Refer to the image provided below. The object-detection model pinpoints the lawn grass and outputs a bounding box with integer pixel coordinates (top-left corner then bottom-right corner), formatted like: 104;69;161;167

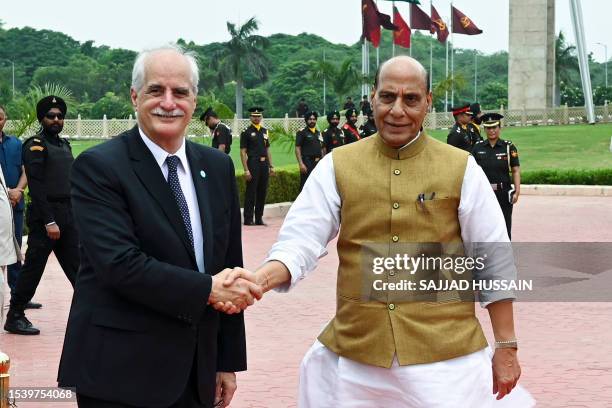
68;124;612;173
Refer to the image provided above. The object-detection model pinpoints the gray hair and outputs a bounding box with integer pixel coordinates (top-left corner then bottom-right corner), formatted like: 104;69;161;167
131;43;199;94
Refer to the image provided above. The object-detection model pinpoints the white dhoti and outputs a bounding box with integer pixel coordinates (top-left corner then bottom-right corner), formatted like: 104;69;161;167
299;340;535;408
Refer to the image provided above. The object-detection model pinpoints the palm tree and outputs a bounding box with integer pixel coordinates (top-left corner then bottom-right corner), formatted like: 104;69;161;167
212;17;270;118
554;31;580;106
11;83;73;136
308;57;359;110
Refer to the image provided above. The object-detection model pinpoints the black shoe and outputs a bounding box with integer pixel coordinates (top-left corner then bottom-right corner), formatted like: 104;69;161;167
4;313;40;335
244;220;254;226
255;219;267;226
25;301;42;309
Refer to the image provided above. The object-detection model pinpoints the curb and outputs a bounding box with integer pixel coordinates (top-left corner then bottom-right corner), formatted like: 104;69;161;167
521;184;612;197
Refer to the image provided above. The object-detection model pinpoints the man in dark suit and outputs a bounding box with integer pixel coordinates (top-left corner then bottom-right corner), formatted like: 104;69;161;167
58;44;262;408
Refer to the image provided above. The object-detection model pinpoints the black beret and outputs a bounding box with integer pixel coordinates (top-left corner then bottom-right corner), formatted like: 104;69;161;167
37;95;67;122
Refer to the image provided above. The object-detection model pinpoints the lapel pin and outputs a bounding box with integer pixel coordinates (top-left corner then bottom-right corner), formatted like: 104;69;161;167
200;170;206;178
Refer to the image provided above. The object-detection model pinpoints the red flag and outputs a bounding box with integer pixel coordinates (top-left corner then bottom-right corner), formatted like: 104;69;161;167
410;3;432;31
393;6;411;48
451;5;483;35
362;0;382;47
430;5;449;43
362;0;398;48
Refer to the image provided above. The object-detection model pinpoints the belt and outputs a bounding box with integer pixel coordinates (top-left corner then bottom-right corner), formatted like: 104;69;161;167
490;183;509;191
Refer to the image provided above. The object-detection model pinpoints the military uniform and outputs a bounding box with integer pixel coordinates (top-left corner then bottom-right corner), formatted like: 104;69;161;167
342;109;361;145
211;122;232;154
447;104;482;152
447;123;481;152
240;114;270;225
6;130;79;329
296;126;324;190
359;119;377;138
472;113;520;239
323;126;344;152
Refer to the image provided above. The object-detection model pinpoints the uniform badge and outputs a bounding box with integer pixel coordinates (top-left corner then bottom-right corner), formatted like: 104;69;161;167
30;146;44;152
263;132;269;140
511;151;518;158
318;135;324;142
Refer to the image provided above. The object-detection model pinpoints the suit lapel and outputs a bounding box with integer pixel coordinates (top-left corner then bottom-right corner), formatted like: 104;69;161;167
186;141;214;274
126;127;197;266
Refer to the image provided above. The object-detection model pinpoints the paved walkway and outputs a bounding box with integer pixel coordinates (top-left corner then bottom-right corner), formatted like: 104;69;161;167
2;195;612;407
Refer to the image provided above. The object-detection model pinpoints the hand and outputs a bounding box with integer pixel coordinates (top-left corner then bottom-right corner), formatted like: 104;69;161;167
209;268;262;313
8;188;22;206
492;348;521;400
511;191;520;204
214;372;237;408
213;267;266;314
46;223;61;240
269;166;275;176
244;170;252;182
299;163;308;174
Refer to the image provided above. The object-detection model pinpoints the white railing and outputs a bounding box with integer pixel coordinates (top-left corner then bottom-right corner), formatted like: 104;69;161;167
5;103;611;139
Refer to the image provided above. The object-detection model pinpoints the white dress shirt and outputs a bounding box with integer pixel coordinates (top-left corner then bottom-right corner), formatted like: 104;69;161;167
139;129;205;273
266;148;513;306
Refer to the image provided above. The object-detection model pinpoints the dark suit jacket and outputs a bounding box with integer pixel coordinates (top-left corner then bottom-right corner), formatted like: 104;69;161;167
58;126;245;407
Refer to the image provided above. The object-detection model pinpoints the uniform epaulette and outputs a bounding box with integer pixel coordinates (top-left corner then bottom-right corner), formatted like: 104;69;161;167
475;140;484;145
23;135;45;146
504;140;513;145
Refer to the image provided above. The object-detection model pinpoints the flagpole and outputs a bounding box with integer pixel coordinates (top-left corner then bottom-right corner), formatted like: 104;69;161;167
450;2;454;107
408;1;412;57
376;0;380;67
323;49;327;114
392;0;396;57
429;0;433;92
445;38;448;112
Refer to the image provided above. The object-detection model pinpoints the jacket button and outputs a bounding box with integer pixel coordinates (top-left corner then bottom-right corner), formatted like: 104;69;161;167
392;235;399;242
389;270;395;276
388;303;396;311
393;202;399;209
394;169;401;175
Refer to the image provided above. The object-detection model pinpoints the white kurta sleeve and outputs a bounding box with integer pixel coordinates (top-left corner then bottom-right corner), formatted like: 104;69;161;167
265;154;341;292
458;156;517;307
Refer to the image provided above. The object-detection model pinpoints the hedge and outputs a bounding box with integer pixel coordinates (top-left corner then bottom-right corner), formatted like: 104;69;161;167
19;168;612;235
521;168;612;185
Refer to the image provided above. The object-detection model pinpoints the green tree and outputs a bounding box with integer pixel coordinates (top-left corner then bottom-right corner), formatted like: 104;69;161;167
212;17;270;118
196;91;234;120
308;57;359;111
555;31;580;106
478;82;508;110
91;92;133;119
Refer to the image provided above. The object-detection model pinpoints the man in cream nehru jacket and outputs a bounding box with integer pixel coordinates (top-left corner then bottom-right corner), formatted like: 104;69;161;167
223;56;535;407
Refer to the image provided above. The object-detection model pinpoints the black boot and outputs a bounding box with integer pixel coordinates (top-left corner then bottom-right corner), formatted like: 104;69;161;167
4;309;40;335
255;218;267;226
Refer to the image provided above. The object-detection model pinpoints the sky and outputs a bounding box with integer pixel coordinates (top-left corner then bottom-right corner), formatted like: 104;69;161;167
2;0;611;62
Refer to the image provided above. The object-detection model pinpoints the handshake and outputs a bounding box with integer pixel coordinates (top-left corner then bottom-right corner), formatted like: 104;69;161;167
207;267;266;314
